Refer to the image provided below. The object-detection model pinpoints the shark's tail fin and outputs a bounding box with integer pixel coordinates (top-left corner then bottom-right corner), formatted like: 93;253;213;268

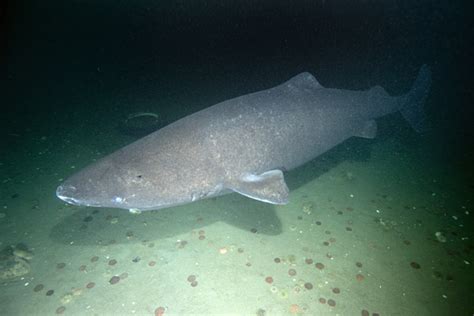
399;64;432;133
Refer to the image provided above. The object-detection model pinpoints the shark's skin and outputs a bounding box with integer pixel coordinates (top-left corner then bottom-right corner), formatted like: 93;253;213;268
57;65;431;212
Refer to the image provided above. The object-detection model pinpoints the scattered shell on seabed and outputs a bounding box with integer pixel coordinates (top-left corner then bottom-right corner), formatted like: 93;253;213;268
302;202;313;214
126;112;159;120
435;231;447;243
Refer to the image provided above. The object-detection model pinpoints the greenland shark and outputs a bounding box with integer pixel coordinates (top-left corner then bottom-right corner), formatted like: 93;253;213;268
56;65;431;212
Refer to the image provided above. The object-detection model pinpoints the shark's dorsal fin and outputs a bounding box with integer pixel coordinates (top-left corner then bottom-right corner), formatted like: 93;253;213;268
227;170;289;205
286;72;323;90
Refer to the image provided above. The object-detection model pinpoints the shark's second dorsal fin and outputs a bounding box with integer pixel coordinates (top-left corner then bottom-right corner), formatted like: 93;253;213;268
286;72;323;90
227;170;289;205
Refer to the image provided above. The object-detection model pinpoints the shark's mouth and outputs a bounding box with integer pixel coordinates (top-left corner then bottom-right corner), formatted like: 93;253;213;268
56;185;98;207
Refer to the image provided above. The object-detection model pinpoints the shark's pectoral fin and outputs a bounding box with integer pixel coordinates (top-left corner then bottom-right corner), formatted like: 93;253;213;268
354;120;377;139
227;170;289;205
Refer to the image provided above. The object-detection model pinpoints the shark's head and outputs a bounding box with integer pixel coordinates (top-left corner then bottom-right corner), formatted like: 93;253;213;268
56;160;155;211
56;150;223;211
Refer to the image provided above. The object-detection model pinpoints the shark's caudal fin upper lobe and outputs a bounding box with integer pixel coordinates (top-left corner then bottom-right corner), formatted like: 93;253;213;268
399;64;432;133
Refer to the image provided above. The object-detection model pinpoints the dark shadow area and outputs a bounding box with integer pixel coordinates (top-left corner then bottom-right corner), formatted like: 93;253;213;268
49;192;283;246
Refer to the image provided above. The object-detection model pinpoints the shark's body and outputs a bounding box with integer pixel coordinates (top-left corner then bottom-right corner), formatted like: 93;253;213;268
57;66;431;211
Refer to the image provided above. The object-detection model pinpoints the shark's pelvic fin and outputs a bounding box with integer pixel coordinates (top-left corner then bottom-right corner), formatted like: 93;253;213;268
228;170;289;204
354;120;377;139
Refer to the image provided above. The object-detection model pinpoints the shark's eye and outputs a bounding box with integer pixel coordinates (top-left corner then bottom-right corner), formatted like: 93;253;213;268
137;175;142;179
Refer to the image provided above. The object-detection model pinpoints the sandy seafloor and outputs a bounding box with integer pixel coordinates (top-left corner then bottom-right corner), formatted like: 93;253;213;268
0;88;472;316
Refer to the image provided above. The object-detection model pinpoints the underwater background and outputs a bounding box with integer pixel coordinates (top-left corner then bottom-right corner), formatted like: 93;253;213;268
1;1;473;315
